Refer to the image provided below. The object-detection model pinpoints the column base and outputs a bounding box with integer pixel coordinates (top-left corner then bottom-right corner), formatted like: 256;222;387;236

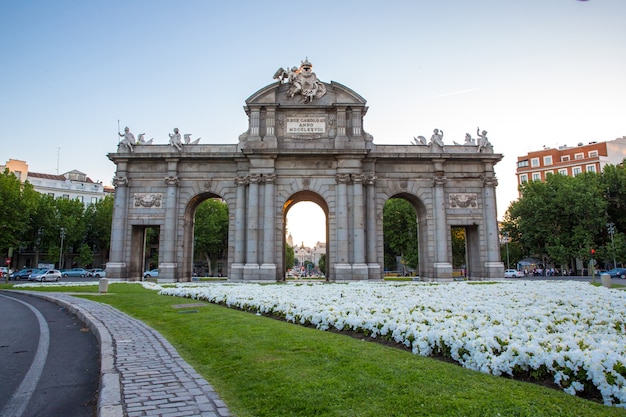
259;263;277;281
482;261;505;281
156;262;177;283
243;263;260;281
230;263;245;282
367;263;383;281
105;262;128;280
432;262;454;281
331;263;353;282
352;263;369;281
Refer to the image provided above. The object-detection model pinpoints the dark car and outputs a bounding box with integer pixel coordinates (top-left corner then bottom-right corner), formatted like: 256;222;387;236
11;268;36;280
604;268;626;278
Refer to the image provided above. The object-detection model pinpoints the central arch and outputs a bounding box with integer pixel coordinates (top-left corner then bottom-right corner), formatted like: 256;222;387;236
283;191;330;279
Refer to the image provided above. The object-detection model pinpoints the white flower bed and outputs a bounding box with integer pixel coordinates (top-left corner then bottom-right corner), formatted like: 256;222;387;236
156;281;626;407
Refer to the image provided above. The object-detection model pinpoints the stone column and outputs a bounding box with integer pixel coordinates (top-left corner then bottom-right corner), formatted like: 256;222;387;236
260;174;276;280
482;169;504;279
334;173;351;280
432;168;453;280
264;109;276;140
231;176;248;281
365;173;380;279
160;162;179;282
244;174;260;279
352;174;368;280
106;173;129;278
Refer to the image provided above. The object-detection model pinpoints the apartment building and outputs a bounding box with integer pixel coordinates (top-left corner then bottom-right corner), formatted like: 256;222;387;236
516;136;626;186
1;158;113;204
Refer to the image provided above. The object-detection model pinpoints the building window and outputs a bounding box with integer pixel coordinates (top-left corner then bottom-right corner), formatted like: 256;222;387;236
588;151;598;158
48;192;55;197
76;196;83;203
574;153;584;160
530;157;540;167
532;172;541;181
517;160;529;168
545;170;554;176
586;164;597;173
519;174;528;184
558;168;568;175
543;156;553;166
91;197;98;204
561;155;570;162
572;166;582;176
62;194;70;199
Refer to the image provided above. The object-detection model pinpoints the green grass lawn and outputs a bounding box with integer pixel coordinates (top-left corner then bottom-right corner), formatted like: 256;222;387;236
6;283;626;416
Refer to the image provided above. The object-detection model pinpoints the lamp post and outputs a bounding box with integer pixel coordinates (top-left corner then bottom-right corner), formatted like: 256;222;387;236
607;222;617;269
59;227;65;269
35;227;44;267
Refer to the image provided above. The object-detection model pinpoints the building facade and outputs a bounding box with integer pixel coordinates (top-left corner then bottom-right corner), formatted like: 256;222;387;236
516;137;626;186
1;159;113;203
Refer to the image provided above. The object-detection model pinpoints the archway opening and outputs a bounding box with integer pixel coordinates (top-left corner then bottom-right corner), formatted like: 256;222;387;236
184;193;229;280
383;194;427;278
451;225;479;279
283;192;328;280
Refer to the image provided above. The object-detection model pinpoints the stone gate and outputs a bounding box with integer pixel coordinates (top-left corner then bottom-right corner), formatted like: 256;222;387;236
106;60;504;282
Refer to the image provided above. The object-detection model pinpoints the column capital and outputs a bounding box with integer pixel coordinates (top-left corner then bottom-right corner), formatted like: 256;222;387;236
234;175;249;186
336;173;351;184
263;174;276;184
249;174;261;184
433;175;447;187
164;176;179;186
364;172;377;185
113;176;129;187
481;175;498;187
352;174;365;185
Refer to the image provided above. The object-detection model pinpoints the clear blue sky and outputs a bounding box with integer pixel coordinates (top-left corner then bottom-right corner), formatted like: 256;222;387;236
2;1;625;246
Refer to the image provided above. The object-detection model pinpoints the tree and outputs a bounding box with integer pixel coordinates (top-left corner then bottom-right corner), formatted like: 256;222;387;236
383;198;419;271
85;194;113;260
0;169;38;258
194;199;228;276
503;172;608;272
285;243;295;271
318;253;326;276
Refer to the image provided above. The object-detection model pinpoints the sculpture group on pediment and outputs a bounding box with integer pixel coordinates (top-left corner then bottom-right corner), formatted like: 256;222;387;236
410;127;493;153
115;126;200;152
273;58;327;103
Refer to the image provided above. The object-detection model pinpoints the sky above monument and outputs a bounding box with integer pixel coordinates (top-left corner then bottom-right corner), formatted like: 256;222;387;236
1;0;625;247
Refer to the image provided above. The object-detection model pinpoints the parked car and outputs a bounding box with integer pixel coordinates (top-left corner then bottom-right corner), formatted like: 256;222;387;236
62;268;89;278
87;268;107;278
11;268;36;280
604;268;626;278
504;269;523;278
143;269;159;278
30;269;62;282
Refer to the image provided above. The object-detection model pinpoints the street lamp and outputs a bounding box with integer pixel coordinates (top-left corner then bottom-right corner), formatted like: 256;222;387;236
59;227;66;269
500;229;510;270
607;222;617;269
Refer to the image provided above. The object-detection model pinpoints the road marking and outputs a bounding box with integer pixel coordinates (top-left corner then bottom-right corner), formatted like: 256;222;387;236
0;294;50;417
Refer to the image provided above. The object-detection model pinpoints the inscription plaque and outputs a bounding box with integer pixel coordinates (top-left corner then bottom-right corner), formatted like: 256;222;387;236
286;116;326;134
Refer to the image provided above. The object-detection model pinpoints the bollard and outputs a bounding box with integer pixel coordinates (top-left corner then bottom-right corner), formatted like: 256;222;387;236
99;277;109;293
600;273;611;289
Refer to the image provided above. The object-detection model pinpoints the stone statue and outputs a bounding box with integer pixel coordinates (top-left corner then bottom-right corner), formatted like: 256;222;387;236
169;128;182;151
137;133;153;145
276;58;327;103
184;134;201;145
118;126;135;152
464;133;475;146
412;135;427;145
477;127;491;152
429;129;444;147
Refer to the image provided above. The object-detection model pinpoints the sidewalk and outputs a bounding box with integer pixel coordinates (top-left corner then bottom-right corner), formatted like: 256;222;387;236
19;291;231;417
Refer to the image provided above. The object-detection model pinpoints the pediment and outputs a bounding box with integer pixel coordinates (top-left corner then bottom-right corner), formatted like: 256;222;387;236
245;81;367;108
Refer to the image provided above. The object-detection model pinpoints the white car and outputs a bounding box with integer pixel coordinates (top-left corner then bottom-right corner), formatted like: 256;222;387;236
30;269;62;282
504;269;523;278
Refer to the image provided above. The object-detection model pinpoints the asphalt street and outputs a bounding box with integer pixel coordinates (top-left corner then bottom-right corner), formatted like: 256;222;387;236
0;292;99;417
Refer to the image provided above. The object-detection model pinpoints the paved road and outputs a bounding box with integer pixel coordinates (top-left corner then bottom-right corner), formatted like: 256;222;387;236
0;291;99;417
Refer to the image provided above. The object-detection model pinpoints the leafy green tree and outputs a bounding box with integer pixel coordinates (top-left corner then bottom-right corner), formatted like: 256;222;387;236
194;199;228;276
285;243;295;271
503;172;607;272
318;253;326;276
383;198;419;271
77;243;94;267
451;227;466;268
0;169;38;259
54;197;87;268
85;194;113;260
